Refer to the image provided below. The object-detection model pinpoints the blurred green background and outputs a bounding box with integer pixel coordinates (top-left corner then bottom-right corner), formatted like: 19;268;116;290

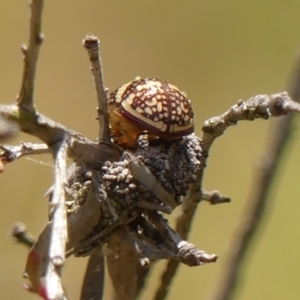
1;1;300;299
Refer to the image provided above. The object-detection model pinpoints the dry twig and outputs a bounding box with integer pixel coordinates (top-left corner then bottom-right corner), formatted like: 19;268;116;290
153;92;300;300
17;0;44;112
207;55;300;300
44;141;68;299
83;34;111;145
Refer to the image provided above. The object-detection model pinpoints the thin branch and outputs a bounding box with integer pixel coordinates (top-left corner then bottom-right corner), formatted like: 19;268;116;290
0;142;49;161
153;91;300;300
0;104;121;169
207;54;300;300
201;92;300;151
177;93;299;243
83;34;111;145
44;141;68;300
17;0;44;112
0;103;86;145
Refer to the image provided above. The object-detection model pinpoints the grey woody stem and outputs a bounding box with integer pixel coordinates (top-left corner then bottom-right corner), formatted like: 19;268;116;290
83;34;112;145
17;0;44;112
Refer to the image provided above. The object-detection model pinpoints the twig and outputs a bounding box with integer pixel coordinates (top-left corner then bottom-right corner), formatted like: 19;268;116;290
207;54;300;300
44;141;68;300
83;34;111;145
201;92;300;151
0;142;49;161
153;91;300;300
0;103;121;169
17;0;44;112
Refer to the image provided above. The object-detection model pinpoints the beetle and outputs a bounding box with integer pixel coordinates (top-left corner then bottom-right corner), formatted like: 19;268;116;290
108;77;194;147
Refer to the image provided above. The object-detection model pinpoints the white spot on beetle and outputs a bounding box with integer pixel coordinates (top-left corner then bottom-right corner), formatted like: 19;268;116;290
157;101;163;112
144;107;153;115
